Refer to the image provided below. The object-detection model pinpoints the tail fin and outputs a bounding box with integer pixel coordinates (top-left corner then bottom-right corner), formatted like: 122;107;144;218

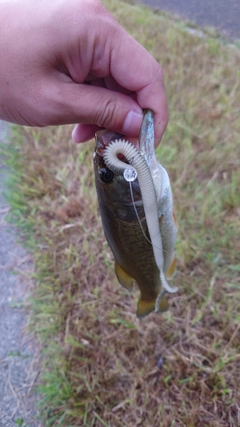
155;293;169;313
137;299;156;318
137;294;169;318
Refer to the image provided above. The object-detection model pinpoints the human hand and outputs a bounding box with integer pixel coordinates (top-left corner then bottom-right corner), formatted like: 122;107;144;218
0;0;168;145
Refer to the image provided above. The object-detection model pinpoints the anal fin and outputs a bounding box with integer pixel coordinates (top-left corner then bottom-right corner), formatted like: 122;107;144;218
172;209;178;230
115;263;134;290
166;256;176;280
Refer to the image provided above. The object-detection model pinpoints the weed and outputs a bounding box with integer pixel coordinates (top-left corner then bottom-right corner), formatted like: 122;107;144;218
15;419;24;426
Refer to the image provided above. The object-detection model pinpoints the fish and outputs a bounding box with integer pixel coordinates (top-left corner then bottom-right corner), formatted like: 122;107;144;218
93;109;178;317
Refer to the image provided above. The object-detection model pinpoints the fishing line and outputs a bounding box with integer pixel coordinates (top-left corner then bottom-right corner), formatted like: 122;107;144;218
124;168;166;253
123;159;153;246
128;180;153;246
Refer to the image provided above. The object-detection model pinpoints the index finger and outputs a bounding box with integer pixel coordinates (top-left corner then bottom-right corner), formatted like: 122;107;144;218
109;29;168;145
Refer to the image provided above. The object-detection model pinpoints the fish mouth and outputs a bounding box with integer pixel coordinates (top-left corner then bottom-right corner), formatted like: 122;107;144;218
95;130;139;162
95;130;124;157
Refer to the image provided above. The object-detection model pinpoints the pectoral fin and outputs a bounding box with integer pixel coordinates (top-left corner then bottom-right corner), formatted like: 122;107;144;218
115;263;134;290
166;256;176;280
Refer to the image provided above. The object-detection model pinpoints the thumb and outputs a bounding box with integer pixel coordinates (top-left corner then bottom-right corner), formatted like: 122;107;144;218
47;82;143;141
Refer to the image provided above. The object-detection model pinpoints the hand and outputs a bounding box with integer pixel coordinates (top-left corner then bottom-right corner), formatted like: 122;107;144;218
0;0;168;145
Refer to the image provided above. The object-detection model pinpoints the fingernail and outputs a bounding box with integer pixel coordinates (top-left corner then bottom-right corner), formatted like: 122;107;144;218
122;110;143;136
72;125;79;143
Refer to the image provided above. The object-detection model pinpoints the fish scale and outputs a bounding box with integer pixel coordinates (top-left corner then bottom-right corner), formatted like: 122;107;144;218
98;196;161;304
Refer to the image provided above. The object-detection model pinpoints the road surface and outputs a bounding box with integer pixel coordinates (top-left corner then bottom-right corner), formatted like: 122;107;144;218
137;0;240;40
0;121;41;427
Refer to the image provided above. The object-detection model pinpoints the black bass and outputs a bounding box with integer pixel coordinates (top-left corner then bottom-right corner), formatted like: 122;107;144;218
93;109;177;317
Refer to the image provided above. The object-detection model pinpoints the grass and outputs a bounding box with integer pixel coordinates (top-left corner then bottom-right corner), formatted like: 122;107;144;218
2;0;240;426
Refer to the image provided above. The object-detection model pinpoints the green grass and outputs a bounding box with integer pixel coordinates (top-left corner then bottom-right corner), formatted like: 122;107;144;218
1;1;240;426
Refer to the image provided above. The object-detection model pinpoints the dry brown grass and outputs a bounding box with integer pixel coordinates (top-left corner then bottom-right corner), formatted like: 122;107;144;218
3;1;240;426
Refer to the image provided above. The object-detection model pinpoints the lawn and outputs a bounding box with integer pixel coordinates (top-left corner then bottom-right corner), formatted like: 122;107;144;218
2;1;240;426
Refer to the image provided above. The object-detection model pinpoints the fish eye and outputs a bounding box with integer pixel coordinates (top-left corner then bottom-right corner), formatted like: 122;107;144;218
99;167;114;183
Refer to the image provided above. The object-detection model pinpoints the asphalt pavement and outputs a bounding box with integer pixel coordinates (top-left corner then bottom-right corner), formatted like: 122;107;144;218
0;121;41;427
136;0;240;40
